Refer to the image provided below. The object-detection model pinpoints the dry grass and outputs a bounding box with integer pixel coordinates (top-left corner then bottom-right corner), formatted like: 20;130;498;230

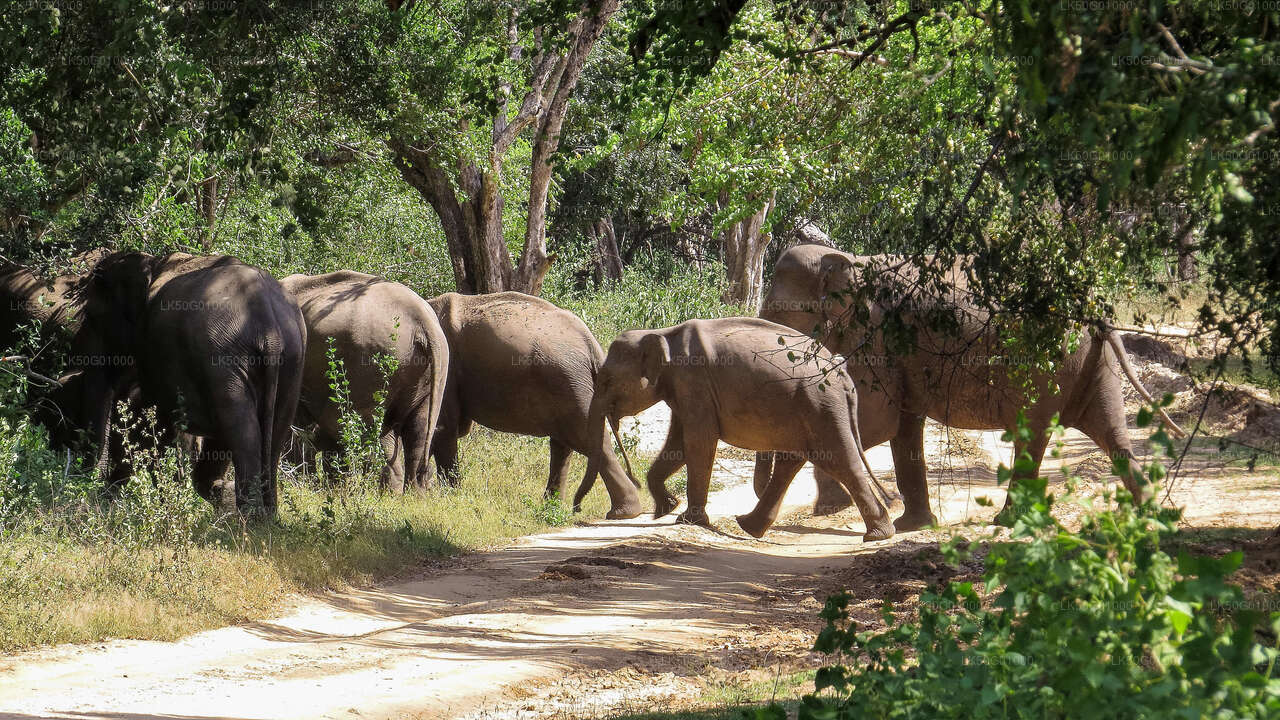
0;428;638;653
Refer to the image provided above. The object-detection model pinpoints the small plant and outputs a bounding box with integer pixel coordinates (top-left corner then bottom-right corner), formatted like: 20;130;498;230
323;332;399;484
773;401;1280;719
526;494;574;527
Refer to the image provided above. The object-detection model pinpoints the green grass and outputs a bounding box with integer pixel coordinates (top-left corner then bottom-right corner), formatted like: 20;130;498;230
0;428;627;653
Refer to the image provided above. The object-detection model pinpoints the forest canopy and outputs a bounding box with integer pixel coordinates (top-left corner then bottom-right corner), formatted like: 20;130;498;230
1;0;1277;371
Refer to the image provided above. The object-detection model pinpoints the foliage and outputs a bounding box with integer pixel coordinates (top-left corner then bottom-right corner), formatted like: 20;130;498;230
548;259;745;344
628;0;1280;380
771;406;1280;719
322;333;401;482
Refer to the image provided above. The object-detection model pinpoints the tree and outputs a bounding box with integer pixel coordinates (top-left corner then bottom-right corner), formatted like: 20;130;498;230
385;1;620;294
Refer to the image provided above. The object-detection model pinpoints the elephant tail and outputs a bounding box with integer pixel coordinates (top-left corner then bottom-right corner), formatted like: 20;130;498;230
259;308;305;509
1104;330;1187;438
418;327;448;481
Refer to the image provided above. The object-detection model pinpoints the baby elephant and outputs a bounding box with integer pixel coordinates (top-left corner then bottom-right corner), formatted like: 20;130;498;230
587;318;893;541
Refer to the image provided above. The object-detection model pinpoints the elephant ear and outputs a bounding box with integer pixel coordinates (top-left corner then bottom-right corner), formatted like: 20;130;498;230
639;333;671;388
818;253;856;298
817;253;858;320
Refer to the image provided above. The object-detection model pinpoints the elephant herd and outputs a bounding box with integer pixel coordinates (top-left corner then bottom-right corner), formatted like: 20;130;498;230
1;245;1182;541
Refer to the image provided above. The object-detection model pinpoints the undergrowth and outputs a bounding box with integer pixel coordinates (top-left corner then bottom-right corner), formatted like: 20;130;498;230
753;403;1280;719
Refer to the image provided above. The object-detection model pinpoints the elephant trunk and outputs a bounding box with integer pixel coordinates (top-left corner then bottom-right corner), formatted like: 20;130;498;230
80;369;117;481
584;392;643;520
610;418;638;487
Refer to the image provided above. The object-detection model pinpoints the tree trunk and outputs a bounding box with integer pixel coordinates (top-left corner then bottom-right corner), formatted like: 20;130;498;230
197;176;219;252
389;137;511;294
1175;223;1199;281
588;217;624;285
720;192;777;311
388;1;619;297
512;0;620;295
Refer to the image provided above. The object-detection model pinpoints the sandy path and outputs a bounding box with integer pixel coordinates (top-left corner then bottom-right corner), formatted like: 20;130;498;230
0;404;1262;720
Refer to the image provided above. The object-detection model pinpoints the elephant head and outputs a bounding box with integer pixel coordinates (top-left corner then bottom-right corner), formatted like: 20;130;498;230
70;252;155;471
817;252;860;324
586;330;671;497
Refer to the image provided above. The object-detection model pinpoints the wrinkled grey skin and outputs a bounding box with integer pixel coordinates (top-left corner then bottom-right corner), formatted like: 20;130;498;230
756;245;1178;530
428;291;643;520
0;265;80;353
73;252;306;517
588;317;893;541
281;271;448;492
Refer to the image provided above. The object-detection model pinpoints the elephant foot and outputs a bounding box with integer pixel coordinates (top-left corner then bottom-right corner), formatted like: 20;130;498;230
676;507;711;527
893;510;937;532
813;499;855;516
605;501;644;520
652;494;681;519
863;521;895;542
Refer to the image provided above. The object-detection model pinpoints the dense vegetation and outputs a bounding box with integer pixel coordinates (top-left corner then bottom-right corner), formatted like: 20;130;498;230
1;0;1278;715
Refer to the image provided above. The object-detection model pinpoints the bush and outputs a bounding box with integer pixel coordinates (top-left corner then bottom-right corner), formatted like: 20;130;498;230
548;260;745;345
773;405;1280;720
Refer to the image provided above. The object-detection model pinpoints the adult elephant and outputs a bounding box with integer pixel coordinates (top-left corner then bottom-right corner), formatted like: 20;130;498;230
281;271;448;492
755;244;1183;531
586;317;893;540
427;291;643;520
73;252;306;516
0;249;109;355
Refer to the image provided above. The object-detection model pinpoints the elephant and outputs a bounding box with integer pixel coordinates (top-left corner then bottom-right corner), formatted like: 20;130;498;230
280;271;449;492
754;244;1184;531
0;249;109;359
586;317;894;541
29;370;200;491
427;291;643;520
72;252;306;516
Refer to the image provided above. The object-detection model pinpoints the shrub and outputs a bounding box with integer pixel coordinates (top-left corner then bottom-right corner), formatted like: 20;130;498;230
549;261;745;345
771;405;1280;720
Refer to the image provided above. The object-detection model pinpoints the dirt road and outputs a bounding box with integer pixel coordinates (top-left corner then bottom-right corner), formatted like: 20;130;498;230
0;404;1271;720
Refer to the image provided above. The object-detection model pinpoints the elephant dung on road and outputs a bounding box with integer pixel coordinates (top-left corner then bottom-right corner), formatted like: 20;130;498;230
587;317;893;541
281;271;449;492
756;244;1184;530
427;291;643;520
72;252;306;517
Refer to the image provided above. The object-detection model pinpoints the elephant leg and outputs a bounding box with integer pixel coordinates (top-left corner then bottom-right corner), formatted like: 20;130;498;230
891;413;936;531
737;452;806;537
646;415;686;518
819;446;895;542
193;438;234;513
674;426;717;528
430;423;462;487
399;411;435;490
997;427;1050;520
752;451;774;497
812;468;855;516
215;397;267;517
380;427;405;494
1074;394;1144;499
544;438;573;503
